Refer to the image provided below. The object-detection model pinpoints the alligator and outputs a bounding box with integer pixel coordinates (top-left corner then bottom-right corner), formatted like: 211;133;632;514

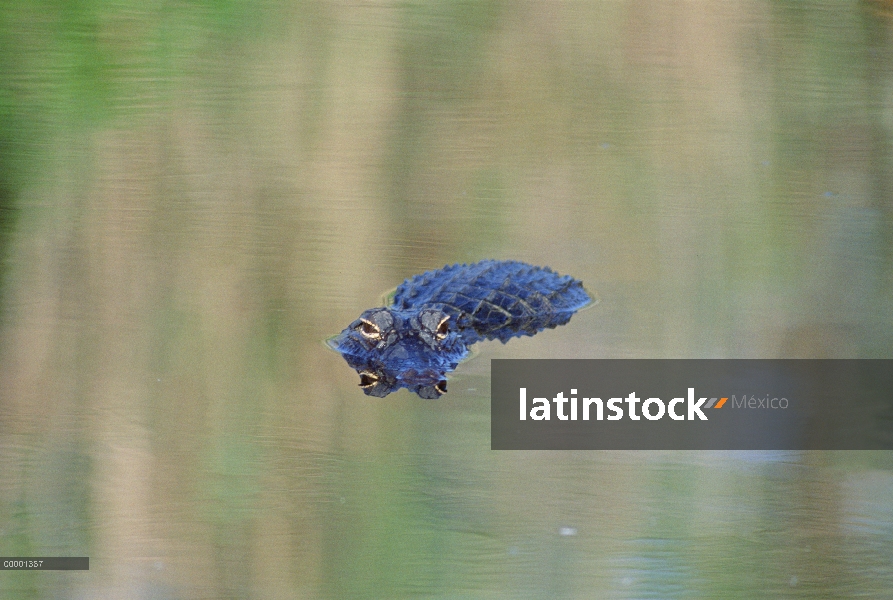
328;260;593;399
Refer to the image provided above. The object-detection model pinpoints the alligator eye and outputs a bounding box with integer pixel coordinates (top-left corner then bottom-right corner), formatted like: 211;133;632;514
434;316;450;340
358;319;381;340
435;380;447;395
358;371;379;388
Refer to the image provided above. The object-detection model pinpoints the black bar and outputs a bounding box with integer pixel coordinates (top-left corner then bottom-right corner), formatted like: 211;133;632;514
0;558;89;570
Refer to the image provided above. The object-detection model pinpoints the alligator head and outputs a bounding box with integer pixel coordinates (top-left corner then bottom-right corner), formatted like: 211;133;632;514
328;307;470;399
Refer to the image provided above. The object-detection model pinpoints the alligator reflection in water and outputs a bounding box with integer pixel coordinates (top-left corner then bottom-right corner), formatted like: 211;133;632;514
328;260;593;399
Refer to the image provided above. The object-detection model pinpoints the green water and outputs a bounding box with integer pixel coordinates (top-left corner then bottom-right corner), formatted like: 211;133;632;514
1;1;892;598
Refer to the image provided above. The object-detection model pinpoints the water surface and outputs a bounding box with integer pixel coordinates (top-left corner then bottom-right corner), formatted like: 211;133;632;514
1;2;892;598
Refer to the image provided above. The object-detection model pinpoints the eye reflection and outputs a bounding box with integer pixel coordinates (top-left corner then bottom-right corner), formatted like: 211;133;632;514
358;371;379;388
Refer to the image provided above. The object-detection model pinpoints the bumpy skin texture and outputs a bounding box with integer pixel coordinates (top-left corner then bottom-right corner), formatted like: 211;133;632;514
329;260;592;398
